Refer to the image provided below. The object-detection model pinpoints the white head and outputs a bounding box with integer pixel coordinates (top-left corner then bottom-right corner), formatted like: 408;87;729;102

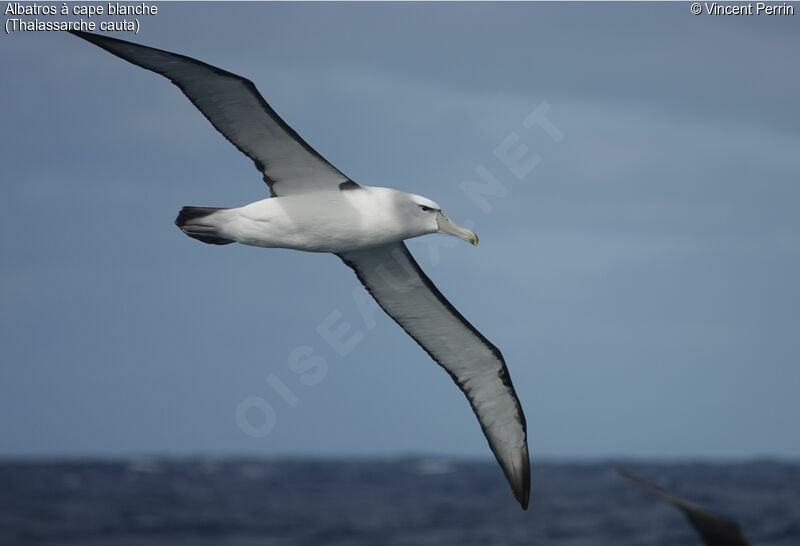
396;192;478;246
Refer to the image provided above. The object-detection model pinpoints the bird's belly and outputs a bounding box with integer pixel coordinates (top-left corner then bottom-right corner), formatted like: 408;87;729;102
221;202;408;254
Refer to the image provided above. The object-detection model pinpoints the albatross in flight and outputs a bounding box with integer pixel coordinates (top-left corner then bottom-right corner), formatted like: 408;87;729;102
68;30;530;509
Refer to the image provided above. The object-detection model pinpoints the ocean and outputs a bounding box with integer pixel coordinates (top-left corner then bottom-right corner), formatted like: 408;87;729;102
1;459;798;545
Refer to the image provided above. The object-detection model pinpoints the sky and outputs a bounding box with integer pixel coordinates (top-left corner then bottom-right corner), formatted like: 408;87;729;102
1;2;799;462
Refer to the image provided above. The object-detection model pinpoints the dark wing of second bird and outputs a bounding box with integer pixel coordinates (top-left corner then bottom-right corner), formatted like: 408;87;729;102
617;467;750;546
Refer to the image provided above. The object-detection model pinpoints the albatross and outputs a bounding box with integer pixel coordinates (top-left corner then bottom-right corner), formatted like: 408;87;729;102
68;30;530;509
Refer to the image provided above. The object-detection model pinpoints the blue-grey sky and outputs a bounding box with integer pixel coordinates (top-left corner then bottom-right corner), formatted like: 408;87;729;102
2;2;799;461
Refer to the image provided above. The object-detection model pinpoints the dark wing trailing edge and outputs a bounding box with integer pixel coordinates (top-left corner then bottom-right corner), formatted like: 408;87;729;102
338;242;530;509
68;30;357;197
617;468;750;546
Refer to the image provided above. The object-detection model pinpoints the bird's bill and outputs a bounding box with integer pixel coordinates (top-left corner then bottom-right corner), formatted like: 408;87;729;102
437;211;478;246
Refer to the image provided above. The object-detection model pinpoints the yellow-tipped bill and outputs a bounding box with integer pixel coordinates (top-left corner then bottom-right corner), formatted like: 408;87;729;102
437;211;478;246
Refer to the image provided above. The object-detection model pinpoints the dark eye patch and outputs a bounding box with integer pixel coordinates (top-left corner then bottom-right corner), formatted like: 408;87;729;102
419;205;432;212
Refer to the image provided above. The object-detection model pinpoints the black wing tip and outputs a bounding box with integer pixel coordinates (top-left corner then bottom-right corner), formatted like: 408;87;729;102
496;441;530;510
514;445;531;510
68;29;104;43
517;488;530;510
68;30;138;59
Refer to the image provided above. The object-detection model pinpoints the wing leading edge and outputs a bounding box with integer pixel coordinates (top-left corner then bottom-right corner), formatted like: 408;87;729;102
339;242;530;509
69;30;355;197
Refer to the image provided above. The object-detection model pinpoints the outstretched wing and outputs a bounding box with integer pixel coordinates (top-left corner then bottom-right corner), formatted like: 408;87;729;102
617;468;750;546
69;30;355;197
339;242;530;509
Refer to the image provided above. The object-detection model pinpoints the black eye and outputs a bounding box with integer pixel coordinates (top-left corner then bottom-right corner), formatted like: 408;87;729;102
419;205;432;212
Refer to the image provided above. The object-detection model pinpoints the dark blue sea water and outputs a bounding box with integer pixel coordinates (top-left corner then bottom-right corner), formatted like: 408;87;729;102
1;459;798;545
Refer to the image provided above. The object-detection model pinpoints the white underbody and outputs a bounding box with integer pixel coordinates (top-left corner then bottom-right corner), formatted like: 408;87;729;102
207;186;436;254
